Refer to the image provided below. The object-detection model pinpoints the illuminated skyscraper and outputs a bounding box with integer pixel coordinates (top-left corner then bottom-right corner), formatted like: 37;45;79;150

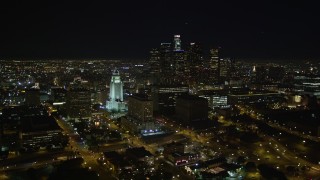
186;42;203;82
159;43;173;84
106;69;125;111
149;48;160;75
66;78;91;120
173;35;181;51
219;58;231;81
187;43;202;68
172;35;188;84
173;50;187;83
209;48;220;84
149;35;189;85
160;43;172;72
149;48;160;84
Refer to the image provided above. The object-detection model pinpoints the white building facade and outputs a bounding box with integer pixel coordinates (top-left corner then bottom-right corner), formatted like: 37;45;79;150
106;70;126;111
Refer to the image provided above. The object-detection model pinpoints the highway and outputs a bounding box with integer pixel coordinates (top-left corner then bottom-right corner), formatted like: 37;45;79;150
235;105;320;177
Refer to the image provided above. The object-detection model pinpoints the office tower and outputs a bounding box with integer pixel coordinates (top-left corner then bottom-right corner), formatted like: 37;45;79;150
198;90;229;109
187;42;203;82
149;48;160;84
152;85;189;115
149;48;160;75
128;94;153;122
121;94;159;135
172;35;188;84
172;50;187;83
173;35;182;51
175;95;208;124
187;43;202;61
106;69;126;111
250;65;257;83
209;48;220;84
229;59;237;78
66;78;91;120
159;43;173;84
219;58;231;82
159;43;172;74
149;35;196;85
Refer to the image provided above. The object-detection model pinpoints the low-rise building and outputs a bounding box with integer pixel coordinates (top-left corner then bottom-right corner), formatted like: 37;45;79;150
125;147;154;166
168;152;200;166
163;141;185;156
20;115;66;148
103;151;132;174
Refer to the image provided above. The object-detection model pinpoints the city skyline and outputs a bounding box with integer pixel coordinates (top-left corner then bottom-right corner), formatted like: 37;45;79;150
1;1;320;60
1;57;320;179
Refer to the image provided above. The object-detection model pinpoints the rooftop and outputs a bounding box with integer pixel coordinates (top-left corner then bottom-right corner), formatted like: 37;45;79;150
125;147;152;158
176;95;207;101
21;115;61;133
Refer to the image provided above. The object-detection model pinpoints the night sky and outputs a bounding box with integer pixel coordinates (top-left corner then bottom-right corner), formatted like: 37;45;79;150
1;1;320;60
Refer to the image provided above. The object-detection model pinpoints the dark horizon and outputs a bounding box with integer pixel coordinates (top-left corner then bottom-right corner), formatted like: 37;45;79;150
1;1;320;60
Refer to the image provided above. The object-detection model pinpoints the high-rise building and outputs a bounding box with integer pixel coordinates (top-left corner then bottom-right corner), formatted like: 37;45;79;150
187;42;203;82
152;85;189;115
173;35;182;51
66;86;91;121
209;48;220;84
219;58;232;82
159;43;173;84
149;35;203;86
175;95;208;124
228;59;237;79
106;70;126;111
159;43;172;72
128;94;153;122
198;90;229;109
149;48;160;75
149;48;160;84
172;35;188;84
172;50;187;83
184;43;203;88
121;94;159;135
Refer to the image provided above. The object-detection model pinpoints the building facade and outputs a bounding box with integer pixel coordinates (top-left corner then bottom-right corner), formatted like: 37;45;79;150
66;77;91;120
128;94;153;122
106;70;126;111
175;95;208;124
